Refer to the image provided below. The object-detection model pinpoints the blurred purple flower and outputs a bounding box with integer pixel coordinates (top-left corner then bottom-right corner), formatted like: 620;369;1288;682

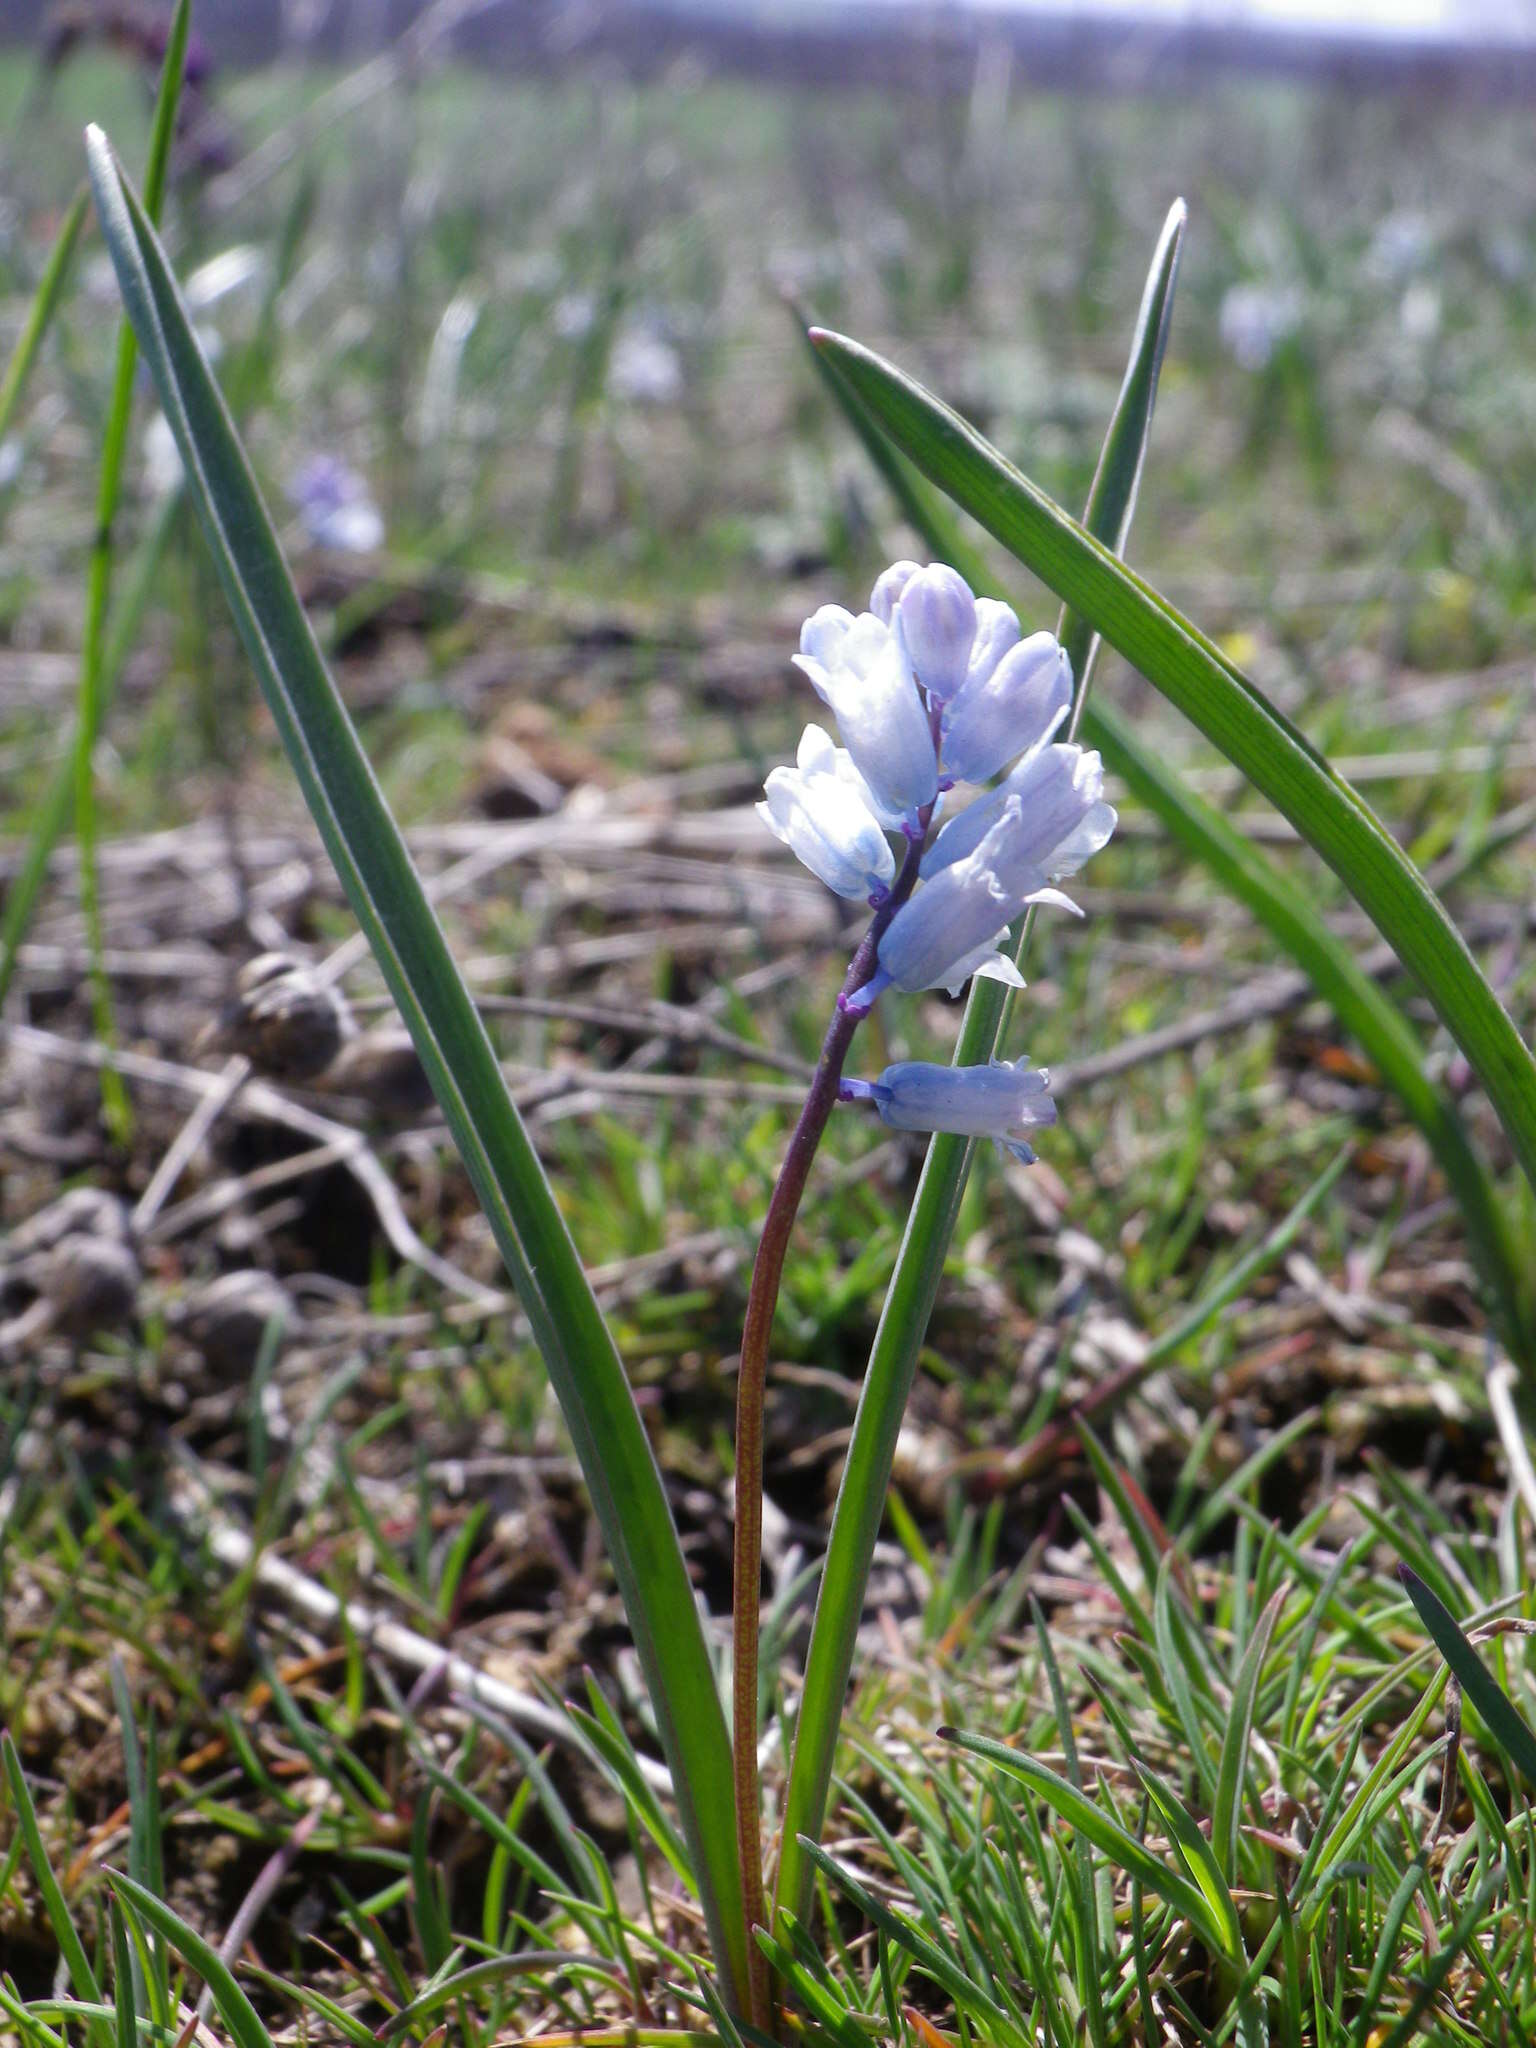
288;456;383;554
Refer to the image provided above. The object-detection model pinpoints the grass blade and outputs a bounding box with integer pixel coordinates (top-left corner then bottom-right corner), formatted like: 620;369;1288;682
938;1731;1229;1956
810;323;1536;1224
1;1731;110;2048
72;0;192;1138
0;185;88;450
1399;1566;1536;1791
105;1871;275;2048
775;200;1187;1937
795;1837;1027;2047
1212;1585;1285;1884
83;130;748;2015
0;488;180;1006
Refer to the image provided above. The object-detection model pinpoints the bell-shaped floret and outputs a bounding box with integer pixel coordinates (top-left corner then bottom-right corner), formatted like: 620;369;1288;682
922;742;1116;886
841;1057;1056;1164
793;607;938;825
864;798;1046;1003
758;724;897;903
896;563;977;702
940;630;1073;788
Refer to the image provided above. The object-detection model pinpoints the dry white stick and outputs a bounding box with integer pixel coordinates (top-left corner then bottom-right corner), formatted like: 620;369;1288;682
5;1024;501;1309
184;1488;673;1792
1487;1352;1536;1535
147;1138;351;1246
133;1055;251;1234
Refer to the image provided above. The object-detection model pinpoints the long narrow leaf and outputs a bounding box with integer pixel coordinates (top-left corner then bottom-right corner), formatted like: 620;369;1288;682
1;1732;110;2048
72;0;192;1138
775;201;1187;1935
83;130;748;2015
106;1873;275;2048
0;185;88;448
1212;1585;1285;1883
1400;1566;1536;1790
810;323;1536;1217
1095;694;1530;1355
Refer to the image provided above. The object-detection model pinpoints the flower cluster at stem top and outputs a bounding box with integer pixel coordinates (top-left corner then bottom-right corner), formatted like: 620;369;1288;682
757;559;1117;1159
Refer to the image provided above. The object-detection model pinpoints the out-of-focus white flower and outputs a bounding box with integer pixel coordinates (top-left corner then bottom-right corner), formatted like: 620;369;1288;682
144;412;183;497
757;725;896;904
841;1056;1056;1164
610;326;683;406
1400;282;1441;343
792;604;937;826
288;456;384;553
1368;212;1432;284
184;245;265;315
1218;282;1302;372
553;292;597;341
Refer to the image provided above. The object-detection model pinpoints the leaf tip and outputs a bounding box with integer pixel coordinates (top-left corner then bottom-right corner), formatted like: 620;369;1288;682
82;123;119;206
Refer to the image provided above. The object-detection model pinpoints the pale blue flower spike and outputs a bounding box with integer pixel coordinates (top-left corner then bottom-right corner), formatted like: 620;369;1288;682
940;632;1073;788
840;1056;1057;1162
774;563;1116;1017
897;564;977;703
757;723;897;903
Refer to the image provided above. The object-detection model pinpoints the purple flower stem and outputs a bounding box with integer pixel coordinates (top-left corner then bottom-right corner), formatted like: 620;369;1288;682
731;726;938;2032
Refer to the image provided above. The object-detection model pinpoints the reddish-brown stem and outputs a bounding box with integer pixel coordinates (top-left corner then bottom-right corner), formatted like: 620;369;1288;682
730;812;929;2033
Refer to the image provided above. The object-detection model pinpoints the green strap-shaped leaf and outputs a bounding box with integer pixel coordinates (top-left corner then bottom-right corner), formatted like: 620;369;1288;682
1132;1758;1245;1963
83;129;748;2016
810;323;1536;1213
774;202;1188;1938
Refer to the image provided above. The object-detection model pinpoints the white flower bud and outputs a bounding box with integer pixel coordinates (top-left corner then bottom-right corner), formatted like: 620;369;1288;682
896;563;977;702
869;559;922;625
